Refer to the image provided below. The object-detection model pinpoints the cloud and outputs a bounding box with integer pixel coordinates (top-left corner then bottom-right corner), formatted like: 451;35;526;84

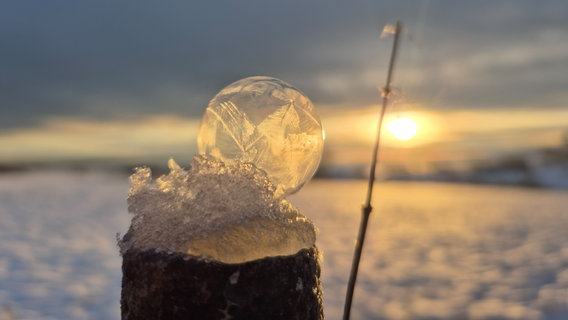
2;1;566;131
0;116;200;164
2;0;392;126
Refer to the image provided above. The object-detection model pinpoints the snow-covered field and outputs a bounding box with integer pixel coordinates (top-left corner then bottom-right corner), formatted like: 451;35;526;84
1;172;568;319
291;181;568;320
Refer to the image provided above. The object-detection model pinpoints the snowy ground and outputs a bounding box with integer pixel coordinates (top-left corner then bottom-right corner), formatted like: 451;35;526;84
0;172;130;320
1;172;568;319
291;181;568;320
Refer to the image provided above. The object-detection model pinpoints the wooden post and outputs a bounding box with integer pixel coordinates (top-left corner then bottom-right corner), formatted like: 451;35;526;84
121;246;323;320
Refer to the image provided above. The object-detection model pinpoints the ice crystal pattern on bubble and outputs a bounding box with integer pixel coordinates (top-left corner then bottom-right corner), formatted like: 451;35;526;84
198;76;324;197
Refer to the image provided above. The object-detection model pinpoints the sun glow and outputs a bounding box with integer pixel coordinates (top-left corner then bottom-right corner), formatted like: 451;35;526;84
386;117;418;141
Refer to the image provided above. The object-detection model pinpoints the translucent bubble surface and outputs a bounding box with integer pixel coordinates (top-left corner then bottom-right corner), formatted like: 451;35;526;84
198;76;324;197
119;156;316;264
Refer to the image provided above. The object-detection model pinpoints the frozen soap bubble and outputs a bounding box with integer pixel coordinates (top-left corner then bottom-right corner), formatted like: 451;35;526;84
198;76;324;197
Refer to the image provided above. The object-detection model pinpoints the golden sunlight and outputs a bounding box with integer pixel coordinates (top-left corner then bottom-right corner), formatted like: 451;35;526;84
386;117;418;141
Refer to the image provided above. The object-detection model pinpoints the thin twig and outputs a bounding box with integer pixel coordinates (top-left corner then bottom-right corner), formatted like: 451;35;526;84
342;21;402;320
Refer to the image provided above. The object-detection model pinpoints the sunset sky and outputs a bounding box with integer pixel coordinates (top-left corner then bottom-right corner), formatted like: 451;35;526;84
1;1;567;172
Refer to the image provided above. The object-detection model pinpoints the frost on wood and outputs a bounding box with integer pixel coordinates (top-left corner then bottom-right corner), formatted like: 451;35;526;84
119;155;316;264
197;76;324;198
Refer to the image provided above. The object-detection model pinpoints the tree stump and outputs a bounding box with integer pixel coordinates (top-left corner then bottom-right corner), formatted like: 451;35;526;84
121;247;323;320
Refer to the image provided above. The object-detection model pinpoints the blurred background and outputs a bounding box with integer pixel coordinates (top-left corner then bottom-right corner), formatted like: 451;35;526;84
1;0;567;185
1;1;567;319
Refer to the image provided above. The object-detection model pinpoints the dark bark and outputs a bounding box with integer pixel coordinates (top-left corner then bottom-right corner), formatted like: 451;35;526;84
121;247;323;320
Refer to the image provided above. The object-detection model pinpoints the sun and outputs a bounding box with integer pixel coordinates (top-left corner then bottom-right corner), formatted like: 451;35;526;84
386;117;418;141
